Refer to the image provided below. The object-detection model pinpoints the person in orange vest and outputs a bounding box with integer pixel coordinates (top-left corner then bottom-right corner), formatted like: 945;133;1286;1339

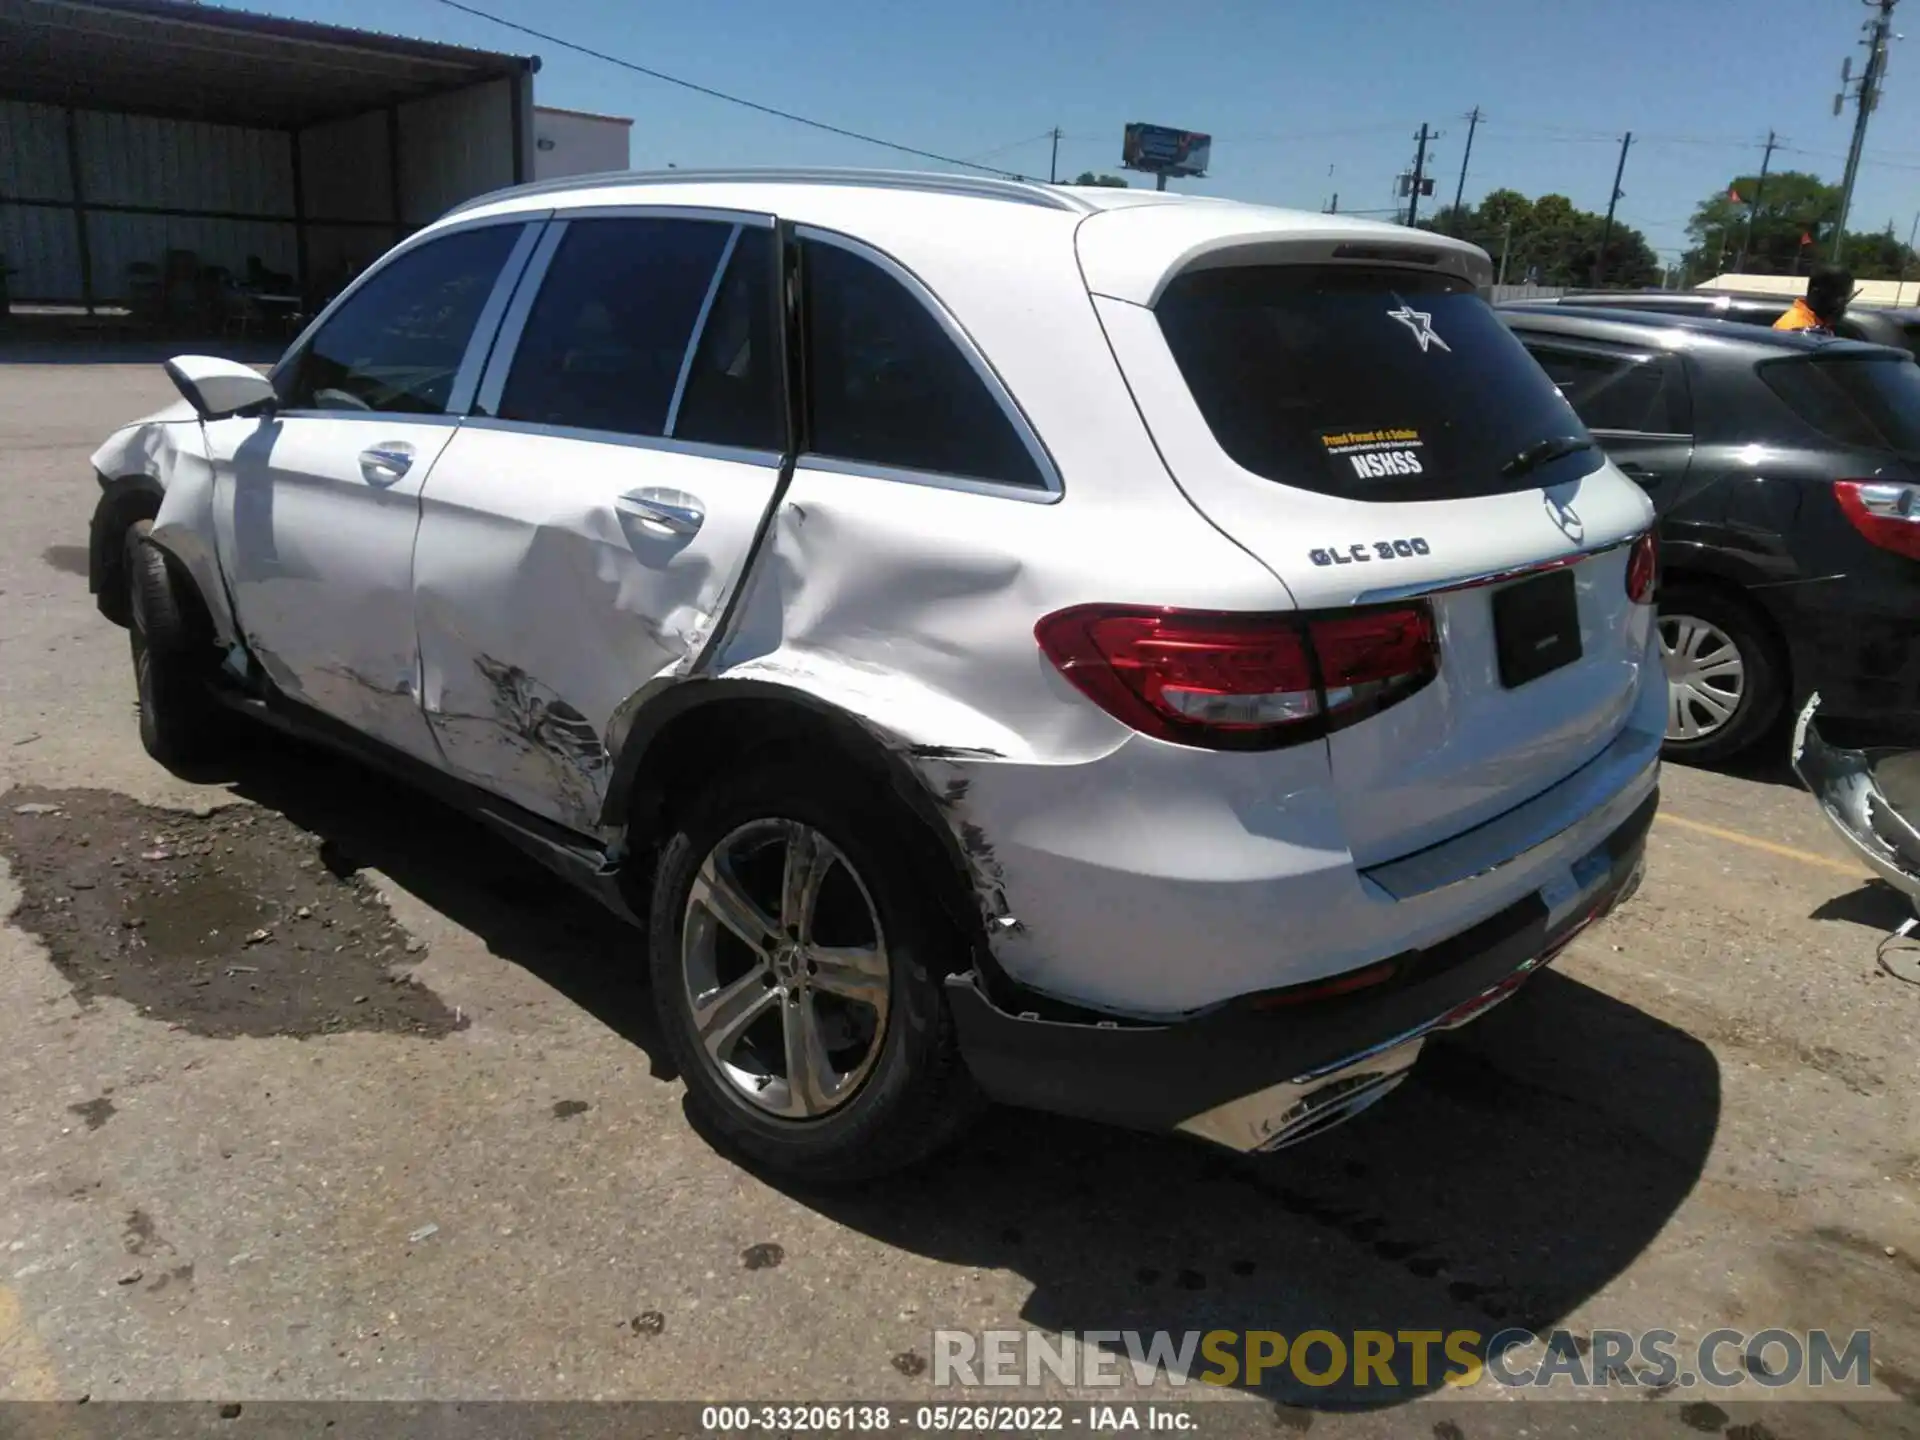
1774;263;1854;336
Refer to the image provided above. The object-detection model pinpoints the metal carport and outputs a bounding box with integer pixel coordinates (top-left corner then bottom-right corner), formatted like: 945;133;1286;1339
0;0;538;320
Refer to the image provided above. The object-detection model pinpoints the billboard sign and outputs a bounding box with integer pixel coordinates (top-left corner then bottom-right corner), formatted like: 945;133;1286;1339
1122;123;1212;178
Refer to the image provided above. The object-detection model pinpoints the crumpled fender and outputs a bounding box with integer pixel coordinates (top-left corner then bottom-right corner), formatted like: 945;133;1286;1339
90;404;238;646
1792;693;1920;913
603;490;1138;961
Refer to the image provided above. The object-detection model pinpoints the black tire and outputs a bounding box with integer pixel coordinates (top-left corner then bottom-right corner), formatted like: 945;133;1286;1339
1657;582;1786;766
126;519;223;767
648;758;982;1184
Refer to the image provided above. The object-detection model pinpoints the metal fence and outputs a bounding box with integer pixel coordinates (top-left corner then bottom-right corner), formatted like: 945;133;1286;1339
1484;283;1570;303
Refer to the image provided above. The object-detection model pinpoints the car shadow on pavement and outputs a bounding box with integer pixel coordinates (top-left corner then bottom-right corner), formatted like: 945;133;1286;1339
1811;878;1914;931
180;729;1719;1411
179;729;671;1075
756;967;1722;1410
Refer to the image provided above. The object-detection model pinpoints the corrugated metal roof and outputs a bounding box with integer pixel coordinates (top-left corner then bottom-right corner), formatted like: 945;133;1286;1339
0;0;536;128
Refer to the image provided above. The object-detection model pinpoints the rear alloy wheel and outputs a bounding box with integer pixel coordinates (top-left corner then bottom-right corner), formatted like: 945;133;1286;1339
682;818;891;1120
648;760;981;1183
1657;584;1783;765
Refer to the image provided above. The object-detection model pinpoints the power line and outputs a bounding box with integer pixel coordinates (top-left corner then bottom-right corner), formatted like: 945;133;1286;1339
429;0;1033;178
958;130;1056;165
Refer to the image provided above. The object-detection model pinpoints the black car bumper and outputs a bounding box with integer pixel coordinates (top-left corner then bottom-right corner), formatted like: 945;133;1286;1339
1764;573;1920;743
948;789;1656;1153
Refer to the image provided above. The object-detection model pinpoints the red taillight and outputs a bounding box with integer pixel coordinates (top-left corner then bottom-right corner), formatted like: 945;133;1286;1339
1625;532;1658;604
1835;480;1920;560
1034;603;1438;750
1309;608;1438;721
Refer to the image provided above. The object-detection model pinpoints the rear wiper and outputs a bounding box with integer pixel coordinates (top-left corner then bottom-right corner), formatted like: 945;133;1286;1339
1501;434;1596;479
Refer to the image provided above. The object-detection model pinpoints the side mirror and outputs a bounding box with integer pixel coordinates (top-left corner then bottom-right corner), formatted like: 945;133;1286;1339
164;355;276;420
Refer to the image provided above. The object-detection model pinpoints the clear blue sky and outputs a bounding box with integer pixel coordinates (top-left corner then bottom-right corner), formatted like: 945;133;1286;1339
240;0;1920;267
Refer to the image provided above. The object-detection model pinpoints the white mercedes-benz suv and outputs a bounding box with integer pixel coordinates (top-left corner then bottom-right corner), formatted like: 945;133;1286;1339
88;169;1662;1182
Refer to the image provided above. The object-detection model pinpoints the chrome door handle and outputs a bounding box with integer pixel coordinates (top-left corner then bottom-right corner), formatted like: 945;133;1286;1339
359;443;415;483
615;489;705;537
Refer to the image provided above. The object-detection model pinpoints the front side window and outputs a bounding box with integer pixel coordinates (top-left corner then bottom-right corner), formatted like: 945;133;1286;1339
282;224;522;415
1526;344;1682;434
496;217;734;438
802;238;1044;488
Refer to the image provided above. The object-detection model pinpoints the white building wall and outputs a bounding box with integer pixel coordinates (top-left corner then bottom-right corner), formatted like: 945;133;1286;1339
532;107;631;180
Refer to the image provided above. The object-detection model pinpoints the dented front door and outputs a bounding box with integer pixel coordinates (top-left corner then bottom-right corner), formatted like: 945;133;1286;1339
210;220;540;765
207;411;458;764
411;213;786;830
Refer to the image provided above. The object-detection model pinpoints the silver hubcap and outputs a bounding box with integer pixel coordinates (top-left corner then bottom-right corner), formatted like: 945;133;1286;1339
680;819;890;1121
1659;613;1747;741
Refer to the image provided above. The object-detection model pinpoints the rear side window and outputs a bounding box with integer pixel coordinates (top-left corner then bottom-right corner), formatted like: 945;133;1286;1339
1156;265;1603;498
498;217;733;438
1525;344;1683;434
284;223;521;415
1760;356;1920;455
802;239;1044;488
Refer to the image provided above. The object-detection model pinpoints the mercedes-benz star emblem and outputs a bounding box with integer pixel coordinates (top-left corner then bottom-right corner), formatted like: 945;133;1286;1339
1543;490;1584;540
1386;303;1451;354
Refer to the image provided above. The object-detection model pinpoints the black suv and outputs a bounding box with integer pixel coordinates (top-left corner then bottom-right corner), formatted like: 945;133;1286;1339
1539;289;1920;359
1500;303;1920;762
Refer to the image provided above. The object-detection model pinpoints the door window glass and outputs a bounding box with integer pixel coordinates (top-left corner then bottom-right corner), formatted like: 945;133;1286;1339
1760;356;1920;454
496;217;733;437
282;224;521;415
1525;345;1681;434
672;225;784;451
803;238;1044;487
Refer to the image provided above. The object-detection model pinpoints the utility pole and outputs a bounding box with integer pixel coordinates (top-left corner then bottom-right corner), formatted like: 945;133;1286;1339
1402;123;1434;227
1899;209;1920;304
1451;106;1481;235
1833;0;1900;261
1592;130;1633;288
1048;127;1061;185
1735;129;1778;273
1497;219;1513;286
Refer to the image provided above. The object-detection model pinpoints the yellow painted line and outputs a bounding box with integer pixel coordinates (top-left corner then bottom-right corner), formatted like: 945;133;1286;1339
0;1284;60;1399
1654;811;1867;877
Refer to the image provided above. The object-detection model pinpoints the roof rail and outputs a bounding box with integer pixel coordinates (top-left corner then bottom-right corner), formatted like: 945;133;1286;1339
443;167;1095;221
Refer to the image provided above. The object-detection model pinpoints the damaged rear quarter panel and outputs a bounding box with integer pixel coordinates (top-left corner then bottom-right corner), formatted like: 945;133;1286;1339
706;462;1313;1011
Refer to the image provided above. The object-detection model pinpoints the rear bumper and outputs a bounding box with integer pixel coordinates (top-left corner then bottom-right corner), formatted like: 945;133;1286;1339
949;787;1655;1151
1761;572;1920;734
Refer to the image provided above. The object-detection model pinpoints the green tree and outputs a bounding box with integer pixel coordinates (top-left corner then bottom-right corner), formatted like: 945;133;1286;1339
1422;188;1657;287
1685;170;1838;276
1684;171;1916;279
1072;171;1129;188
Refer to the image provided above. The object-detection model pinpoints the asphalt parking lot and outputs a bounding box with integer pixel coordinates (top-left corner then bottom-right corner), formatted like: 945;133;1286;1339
1;351;1917;1437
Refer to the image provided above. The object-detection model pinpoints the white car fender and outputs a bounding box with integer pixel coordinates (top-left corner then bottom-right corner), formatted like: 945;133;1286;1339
90;408;240;647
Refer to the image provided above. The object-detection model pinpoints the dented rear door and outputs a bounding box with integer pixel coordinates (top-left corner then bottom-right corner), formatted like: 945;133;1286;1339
412;213;786;830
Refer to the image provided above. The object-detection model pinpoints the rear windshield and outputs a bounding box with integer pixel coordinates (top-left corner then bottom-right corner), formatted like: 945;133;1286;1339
1759;356;1920;456
1155;265;1603;499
